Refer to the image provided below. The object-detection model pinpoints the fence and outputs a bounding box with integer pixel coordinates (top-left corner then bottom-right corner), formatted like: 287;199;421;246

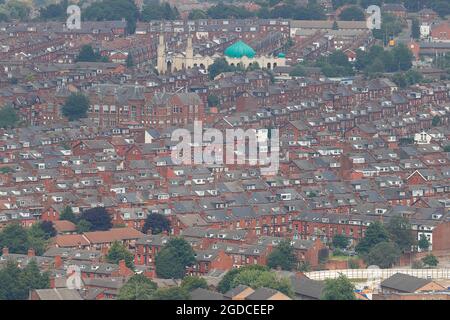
305;268;450;281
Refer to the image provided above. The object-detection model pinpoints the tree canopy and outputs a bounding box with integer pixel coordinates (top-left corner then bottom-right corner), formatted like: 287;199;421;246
364;241;401;268
155;238;196;279
142;213;171;235
355;221;390;255
339;6;365;21
80;207;112;231
180;276;208;292
141;3;179;21
266;239;298;271
321;274;355;300
0;106;20;128
76;45;107;63
117;274;157;300
0;260;50;300
60;206;77;223
332;234;350;249
62;93;90;121
83;0;139;34
106;241;134;268
230;268;294;297
387;216;415;253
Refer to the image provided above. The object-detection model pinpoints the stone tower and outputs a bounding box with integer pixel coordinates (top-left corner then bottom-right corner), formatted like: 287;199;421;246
185;35;193;69
157;33;166;74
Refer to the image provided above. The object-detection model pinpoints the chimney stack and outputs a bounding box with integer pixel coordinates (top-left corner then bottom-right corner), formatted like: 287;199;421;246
2;247;9;256
54;255;63;268
28;248;35;257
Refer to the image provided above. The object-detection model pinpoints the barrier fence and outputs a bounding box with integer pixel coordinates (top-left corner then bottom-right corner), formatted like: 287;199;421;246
305;268;450;281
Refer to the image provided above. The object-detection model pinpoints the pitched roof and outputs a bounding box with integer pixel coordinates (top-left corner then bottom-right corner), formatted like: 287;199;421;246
83;227;144;244
380;273;431;293
33;288;83;300
291;276;324;299
190;288;225;300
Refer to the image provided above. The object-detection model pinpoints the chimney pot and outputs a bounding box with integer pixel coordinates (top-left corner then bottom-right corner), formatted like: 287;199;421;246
2;247;9;256
28;248;35;257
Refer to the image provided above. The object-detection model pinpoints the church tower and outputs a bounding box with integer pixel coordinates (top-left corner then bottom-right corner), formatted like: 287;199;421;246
157;33;166;74
185;35;193;69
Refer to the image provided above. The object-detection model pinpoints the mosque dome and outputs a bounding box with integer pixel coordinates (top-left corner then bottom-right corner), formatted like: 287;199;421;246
224;41;256;58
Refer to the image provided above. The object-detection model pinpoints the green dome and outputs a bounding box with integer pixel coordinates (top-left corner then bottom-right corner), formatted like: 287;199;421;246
224;41;256;58
278;52;286;58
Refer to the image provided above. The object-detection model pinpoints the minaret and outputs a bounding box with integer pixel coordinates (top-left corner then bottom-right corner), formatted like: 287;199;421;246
157;33;166;74
185;35;193;69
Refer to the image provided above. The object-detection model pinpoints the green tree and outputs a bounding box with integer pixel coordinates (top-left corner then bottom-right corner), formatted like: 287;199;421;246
62;93;90;121
289;65;306;77
83;0;139;34
421;254;439;267
106;241;134;268
126;53;134;68
208;58;234;79
339;6;365;21
181;276;208;292
151;286;190;300
80;207;112;231
411;18;420;40
38;221;57;239
0;260;49;300
27;223;48;255
118;274;157;300
418;234;430;252
355;221;390;255
188;9;207;20
142;213;171;235
76;219;92;233
266;239;297;271
432;115;441;127
207;95;220;108
321;274;355;300
217;265;268;293
365;241;400;268
141;3;179;21
155;238;195;279
332;234;350;249
231;268;293;297
76;45;102;62
392;43;413;71
60;206;77;223
0;106;20;128
387;216;415;253
0;223;29;254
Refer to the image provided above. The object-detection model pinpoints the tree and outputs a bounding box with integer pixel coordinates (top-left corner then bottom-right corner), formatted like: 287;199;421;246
141;3;179;21
339;6;365;21
76;45;102;62
266;239;297;271
188;9;206;20
387;216;415;253
321;274;355;300
76;219;92;233
365;241;400;268
392;44;413;71
418;234;430;252
432;115;441;127
118;274;157;300
62;93;90;121
155;238;195;279
207;95;220;108
38;221;57;239
80;207;112;231
421;254;439;267
126;53;134;68
40;0;67;21
83;0;139;34
106;241;134;268
217;265;268;293
151;286;190;300
208;58;234;79
27;223;48;255
411;18;420;40
231;268;293;297
181;276;208;292
0;106;20;128
355;221;390;255
289;65;306;77
142;213;171;235
332;234;350;249
0;260;49;300
0;223;29;254
60;206;77;223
